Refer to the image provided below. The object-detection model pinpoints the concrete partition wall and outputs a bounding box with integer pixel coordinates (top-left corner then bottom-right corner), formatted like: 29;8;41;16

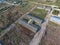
18;19;37;33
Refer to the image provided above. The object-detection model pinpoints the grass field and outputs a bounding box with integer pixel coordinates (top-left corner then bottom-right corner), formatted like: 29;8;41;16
29;8;47;19
18;2;36;14
56;0;60;6
0;3;8;8
30;0;60;6
52;10;59;15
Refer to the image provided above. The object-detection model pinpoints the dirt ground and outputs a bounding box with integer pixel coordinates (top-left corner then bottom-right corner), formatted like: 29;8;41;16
0;23;35;45
40;22;60;45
